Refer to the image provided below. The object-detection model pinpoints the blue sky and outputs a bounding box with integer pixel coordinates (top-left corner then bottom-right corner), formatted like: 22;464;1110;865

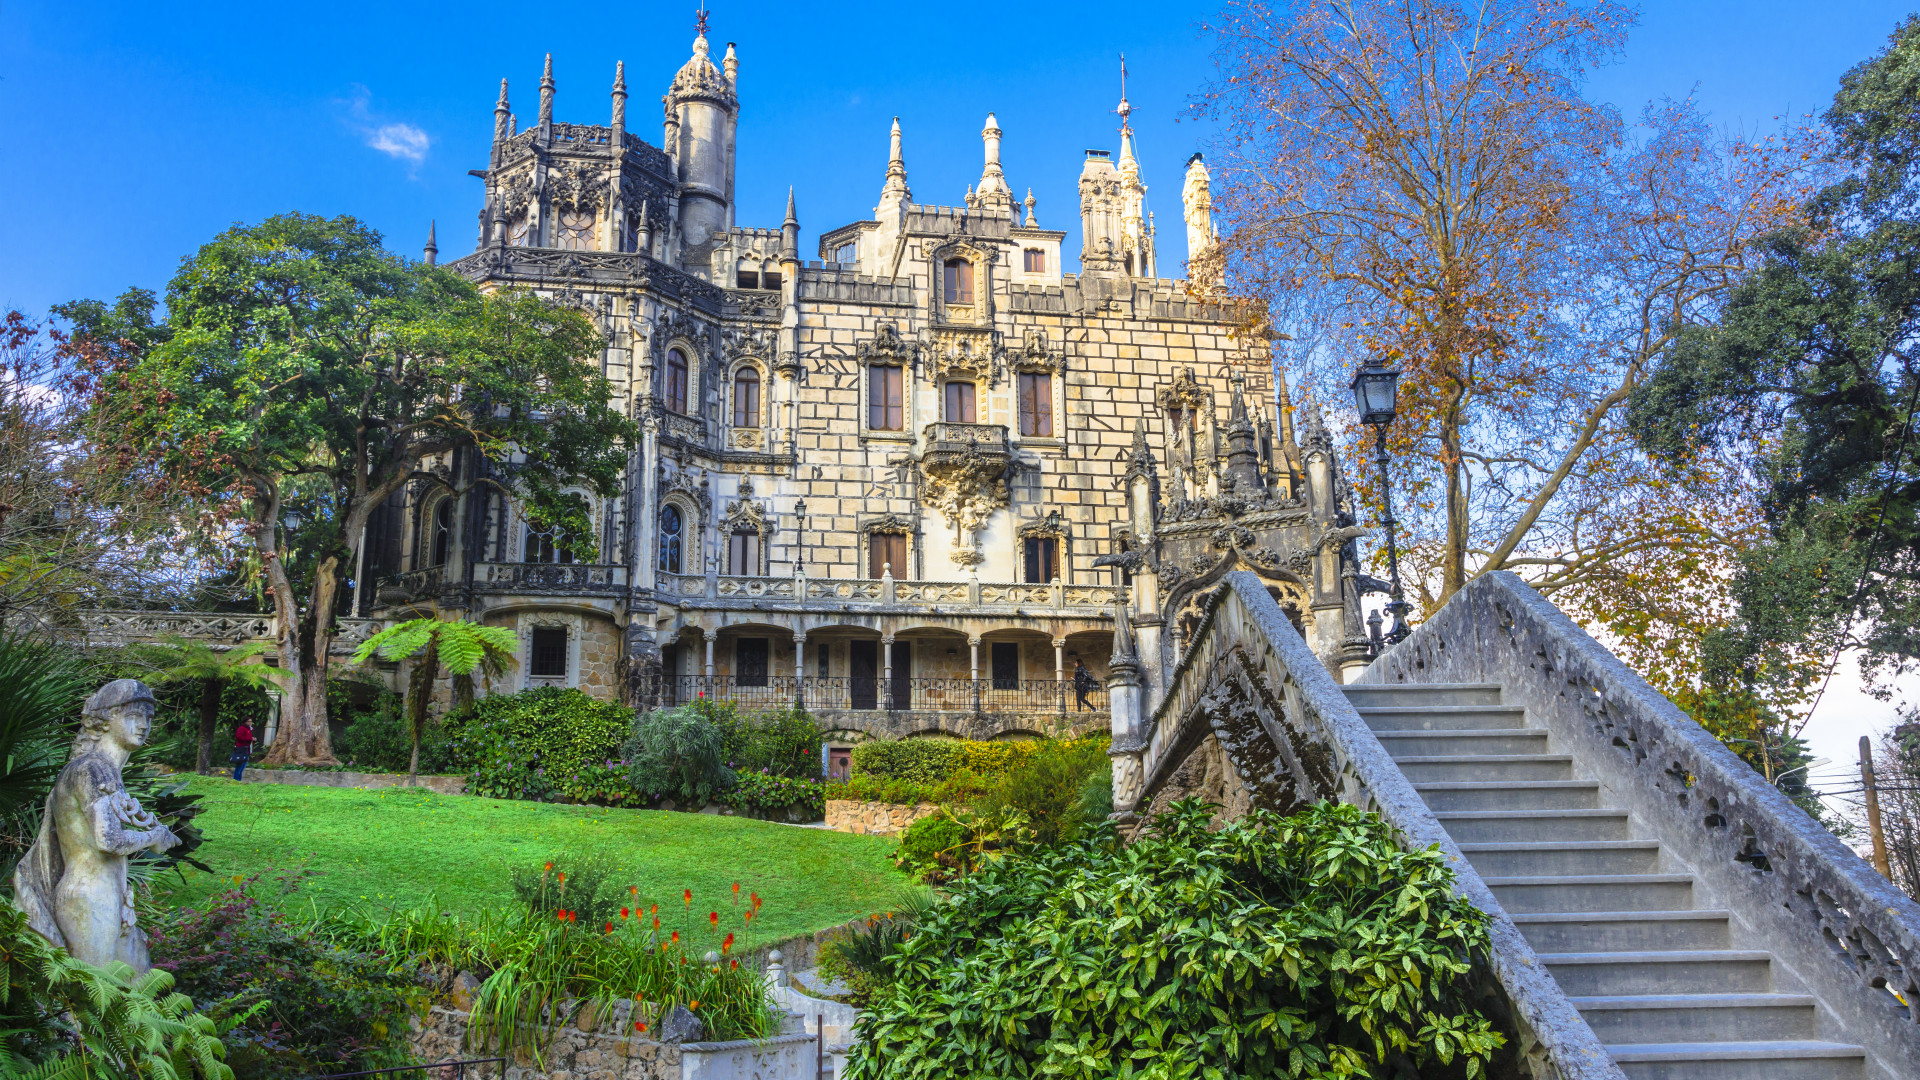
0;1;1913;316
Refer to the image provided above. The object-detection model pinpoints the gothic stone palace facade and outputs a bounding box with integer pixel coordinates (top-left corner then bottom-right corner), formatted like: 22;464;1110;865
360;24;1375;753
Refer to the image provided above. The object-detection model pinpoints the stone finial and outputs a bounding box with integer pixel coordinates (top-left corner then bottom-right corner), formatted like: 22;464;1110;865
423;220;438;267
723;41;738;87
538;53;555;127
879;117;911;209
1024;188;1038;228
977;112;1012;211
611;60;628;135
781;188;799;261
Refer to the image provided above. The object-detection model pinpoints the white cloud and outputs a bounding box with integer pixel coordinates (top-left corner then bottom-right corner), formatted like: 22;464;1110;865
339;86;430;168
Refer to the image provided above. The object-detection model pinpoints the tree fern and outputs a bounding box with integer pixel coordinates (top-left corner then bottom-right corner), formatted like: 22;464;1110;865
353;618;516;774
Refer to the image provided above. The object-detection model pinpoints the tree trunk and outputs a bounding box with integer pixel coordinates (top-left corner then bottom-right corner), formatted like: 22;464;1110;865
260;548;345;766
196;678;221;775
408;651;438;777
1438;383;1470;604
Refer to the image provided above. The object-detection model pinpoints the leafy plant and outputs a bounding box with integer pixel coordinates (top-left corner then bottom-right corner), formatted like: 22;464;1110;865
720;704;822;780
816;889;938;1007
891;812;971;882
847;800;1504;1080
352;618;517;775
850;739;959;784
722;773;825;820
509;851;625;925
0;634;86;863
624;705;734;807
140;636;286;776
976;736;1110;845
144;873;427;1078
0;898;244;1079
441;688;634;803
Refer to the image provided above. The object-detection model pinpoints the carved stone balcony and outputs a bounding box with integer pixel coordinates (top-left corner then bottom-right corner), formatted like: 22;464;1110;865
920;423;1011;530
473;562;627;597
654;573;1122;613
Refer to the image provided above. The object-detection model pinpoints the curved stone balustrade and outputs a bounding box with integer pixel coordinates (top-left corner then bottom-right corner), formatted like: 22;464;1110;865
654;574;1122;611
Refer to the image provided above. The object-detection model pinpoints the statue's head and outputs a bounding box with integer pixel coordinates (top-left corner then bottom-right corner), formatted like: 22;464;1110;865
80;679;157;752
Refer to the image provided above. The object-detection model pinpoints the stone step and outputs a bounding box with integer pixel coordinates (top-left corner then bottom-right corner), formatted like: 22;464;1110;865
1341;683;1505;708
1418;781;1602;812
1394;754;1575;783
1572;993;1818;1045
1435;809;1630;843
1373;729;1551;757
1355;706;1530;731
1458;840;1659;876
1540;950;1775;996
1607;1040;1865;1080
1509;911;1733;954
1486;874;1694;914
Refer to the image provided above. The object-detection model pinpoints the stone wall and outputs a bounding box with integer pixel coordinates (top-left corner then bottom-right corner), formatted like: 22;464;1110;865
824;799;937;836
409;1004;816;1080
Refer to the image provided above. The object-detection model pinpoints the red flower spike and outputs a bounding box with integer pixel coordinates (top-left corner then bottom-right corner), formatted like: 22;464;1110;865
544;862;554;872
649;904;657;916
732;882;740;896
683;888;692;906
710;911;719;928
653;916;661;931
630;885;639;897
557;871;566;884
730;958;739;970
671;930;679;943
635;1021;648;1033
689;1000;699;1010
722;932;734;953
622;907;631;919
606;921;614;934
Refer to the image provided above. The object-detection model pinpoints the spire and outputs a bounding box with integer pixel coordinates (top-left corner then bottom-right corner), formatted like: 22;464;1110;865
878;117;911;211
723;41;738;88
611;61;628;141
1224;368;1265;495
1116;52;1136;168
780;187;799;260
538;53;555;128
1023;188;1037;228
491;78;512;167
977;113;1012;212
1277;365;1299;455
637;198;653;254
423;221;438;267
1110;53;1151;279
784;186;797;226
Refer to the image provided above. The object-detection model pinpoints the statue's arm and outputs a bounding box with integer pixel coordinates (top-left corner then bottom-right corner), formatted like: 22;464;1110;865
88;796;179;856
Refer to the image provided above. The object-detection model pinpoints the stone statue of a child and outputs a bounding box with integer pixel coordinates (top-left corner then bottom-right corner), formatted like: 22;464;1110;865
13;679;180;971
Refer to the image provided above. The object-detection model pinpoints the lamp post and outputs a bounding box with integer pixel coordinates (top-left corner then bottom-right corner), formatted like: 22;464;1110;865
1350;358;1411;645
793;499;808;577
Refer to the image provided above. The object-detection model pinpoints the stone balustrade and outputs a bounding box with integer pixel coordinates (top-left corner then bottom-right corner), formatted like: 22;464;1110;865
657;573;1121;612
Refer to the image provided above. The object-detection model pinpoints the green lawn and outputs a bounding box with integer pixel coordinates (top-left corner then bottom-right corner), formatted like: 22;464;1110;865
155;778;908;949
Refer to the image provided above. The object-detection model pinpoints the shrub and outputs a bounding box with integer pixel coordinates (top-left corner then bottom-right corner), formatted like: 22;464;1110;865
977;736;1110;845
891;812;970;882
825;771;991;807
847;800;1504;1080
443;688;635;804
724;703;823;780
816;889;937;1007
723;772;826;820
147;872;426;1078
510;850;625;925
624;704;734;806
850;738;958;783
334;689;452;774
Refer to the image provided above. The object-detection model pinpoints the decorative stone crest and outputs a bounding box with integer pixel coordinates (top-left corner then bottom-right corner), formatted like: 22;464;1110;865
1157;366;1210;420
929;330;1000;386
855;323;913;367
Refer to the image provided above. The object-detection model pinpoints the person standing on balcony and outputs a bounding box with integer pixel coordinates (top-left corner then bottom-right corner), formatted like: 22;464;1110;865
229;718;255;781
1073;659;1095;712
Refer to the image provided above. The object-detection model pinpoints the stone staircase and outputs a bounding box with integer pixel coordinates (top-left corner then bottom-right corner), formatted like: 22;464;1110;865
1343;681;1866;1080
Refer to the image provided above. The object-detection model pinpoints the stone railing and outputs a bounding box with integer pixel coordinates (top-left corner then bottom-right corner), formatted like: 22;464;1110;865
378;566;446;601
1361;571;1920;1079
66;609;275;645
473;562;626;597
923;421;1009;458
1129;571;1623;1080
656;573;1122;612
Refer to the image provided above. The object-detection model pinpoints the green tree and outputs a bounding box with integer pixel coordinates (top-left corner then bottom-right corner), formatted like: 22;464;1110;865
73;213;636;764
142;636;286;775
351;618;516;775
1629;15;1920;716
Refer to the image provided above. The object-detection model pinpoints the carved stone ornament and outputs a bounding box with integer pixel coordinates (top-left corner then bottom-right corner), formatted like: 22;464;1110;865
920;436;1010;533
549;159;606;213
658;466;713;515
865;513;912;535
1018;509;1069;540
502;170;535;216
929;330;1000;386
1157;366;1210;420
732;429;762;449
14;680;180;972
855;323;913;366
1010;330;1064;374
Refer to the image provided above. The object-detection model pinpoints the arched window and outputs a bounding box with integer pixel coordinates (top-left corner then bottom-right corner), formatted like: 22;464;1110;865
508;213;531;246
665;349;689;414
732;369;761;428
943;258;974;304
944;380;977;424
1023;248;1046;273
658;505;683;574
428;498;454;567
523;523;574;565
727;527;760;576
556;209;595;251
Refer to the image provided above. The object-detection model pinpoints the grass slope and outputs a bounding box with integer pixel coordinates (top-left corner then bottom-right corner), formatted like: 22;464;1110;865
156;778;906;948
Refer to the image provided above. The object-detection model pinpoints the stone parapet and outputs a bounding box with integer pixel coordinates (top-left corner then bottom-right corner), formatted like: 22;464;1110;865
824;800;937;836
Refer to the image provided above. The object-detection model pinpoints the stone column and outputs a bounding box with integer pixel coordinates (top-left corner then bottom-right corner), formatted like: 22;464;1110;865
968;637;980;682
793;629;806;707
1053;639;1065;683
703;629;717;679
882;634;894;709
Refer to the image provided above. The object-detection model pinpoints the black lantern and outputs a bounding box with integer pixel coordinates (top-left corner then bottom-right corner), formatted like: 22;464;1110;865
794;499;808;576
1351;358;1411;647
1349;358;1401;427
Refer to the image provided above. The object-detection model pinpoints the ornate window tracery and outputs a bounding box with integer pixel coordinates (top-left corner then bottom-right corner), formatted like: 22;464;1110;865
508;213;531;246
427;497;454;567
658;504;684;574
555;209;595;251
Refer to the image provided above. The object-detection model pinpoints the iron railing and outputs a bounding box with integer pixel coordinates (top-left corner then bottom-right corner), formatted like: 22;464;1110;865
653;675;1108;714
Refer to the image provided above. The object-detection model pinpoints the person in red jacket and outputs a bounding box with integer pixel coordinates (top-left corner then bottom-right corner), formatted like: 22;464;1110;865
230;720;255;781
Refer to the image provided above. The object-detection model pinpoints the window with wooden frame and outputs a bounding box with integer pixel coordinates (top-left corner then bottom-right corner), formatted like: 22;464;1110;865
1017;372;1053;436
944;381;977;424
868;365;904;430
943;258;974;305
732;369;761;428
1023;248;1046;273
665;348;689;414
869;533;907;579
727;528;760;576
1023;536;1059;584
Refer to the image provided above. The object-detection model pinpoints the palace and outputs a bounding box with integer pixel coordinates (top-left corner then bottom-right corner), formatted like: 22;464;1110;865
357;19;1377;765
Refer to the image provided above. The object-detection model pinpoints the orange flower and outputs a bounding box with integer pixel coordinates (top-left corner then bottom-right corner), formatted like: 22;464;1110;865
671;930;679;943
544;862;554;872
732;882;740;897
622;907;630;919
709;911;719;928
683;888;692;906
635;1021;648;1033
689;1000;699;1010
653;916;662;931
730;958;739;970
722;932;734;953
605;921;614;934
649;904;658;916
744;910;754;924
558;871;566;884
630;885;639;898
557;910;567;922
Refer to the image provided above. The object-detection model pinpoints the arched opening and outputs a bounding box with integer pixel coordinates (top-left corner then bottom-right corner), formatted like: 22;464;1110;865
732;368;761;428
555;209;595;251
658;504;684;574
427;497;454;567
665;348;689;414
523;523;574;564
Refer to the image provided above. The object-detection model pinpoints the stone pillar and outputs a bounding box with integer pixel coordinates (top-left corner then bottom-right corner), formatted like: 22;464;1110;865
1106;605;1148;822
968;637;980;682
703;629;717;679
882;634;894;708
1053;639;1065;684
793;630;806;684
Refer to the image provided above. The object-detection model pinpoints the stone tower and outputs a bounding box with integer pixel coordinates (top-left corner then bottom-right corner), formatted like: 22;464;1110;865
663;18;738;256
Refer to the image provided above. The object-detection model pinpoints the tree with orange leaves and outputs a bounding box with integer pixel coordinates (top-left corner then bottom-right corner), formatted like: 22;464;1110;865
1199;0;1815;689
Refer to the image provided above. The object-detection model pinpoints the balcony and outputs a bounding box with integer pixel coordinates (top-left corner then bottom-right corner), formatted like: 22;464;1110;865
923;421;1009;461
654;573;1123;612
472;562;627;597
649;674;1107;716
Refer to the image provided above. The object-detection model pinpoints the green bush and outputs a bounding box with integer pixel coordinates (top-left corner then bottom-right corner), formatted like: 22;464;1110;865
816;889;937;1007
509;850;625;925
825;771;991;807
722;773;825;820
333;685;452;773
850;738;959;783
892;812;970;882
847;800;1504;1080
624;704;734;806
148;873;426;1077
977;736;1110;845
724;703;823;780
443;688;636;804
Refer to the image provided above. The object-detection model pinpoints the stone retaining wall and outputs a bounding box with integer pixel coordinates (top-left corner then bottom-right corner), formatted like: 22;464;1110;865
823;800;937;836
242;768;466;795
408;1004;815;1080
